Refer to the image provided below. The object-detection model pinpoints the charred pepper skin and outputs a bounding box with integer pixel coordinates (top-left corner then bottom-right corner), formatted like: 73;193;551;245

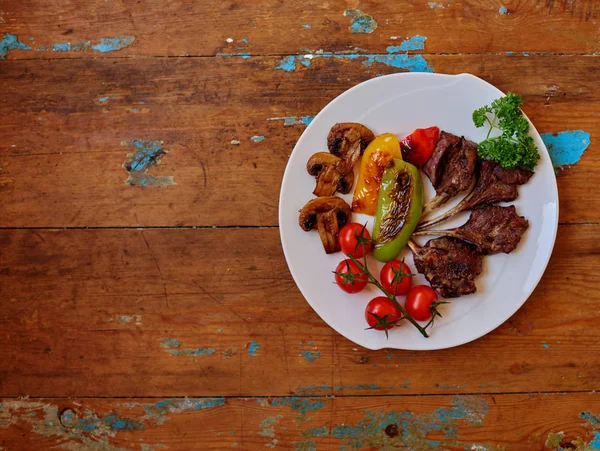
372;159;423;262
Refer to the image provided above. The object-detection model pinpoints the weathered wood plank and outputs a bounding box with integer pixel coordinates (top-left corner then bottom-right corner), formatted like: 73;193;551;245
1;0;599;60
1;394;599;450
1;226;598;397
0;55;598;227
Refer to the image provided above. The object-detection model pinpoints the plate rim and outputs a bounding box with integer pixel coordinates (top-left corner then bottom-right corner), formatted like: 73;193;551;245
278;72;559;350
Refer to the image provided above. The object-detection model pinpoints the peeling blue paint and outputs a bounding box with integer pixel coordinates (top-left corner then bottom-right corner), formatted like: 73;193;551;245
302;427;329;438
159;338;182;349
276;55;297;72
294;440;317;451
251;135;266;143
506;51;514;55
541;130;591;168
326;396;490;449
259;415;283;437
499;6;508;14
275;49;433;73
307;341;315;345
542;343;549;349
591;432;600;449
301;351;320;362
268;116;315;126
98;94;118;104
122;140;175;187
302;24;312;29
166;347;216;357
394;35;427;51
428;2;445;8
580;411;600;426
92;36;135;53
270;397;326;420
217;52;251;59
344;9;378;34
0;33;31;59
241;38;249;44
248;341;260;356
522;52;529;56
2;33;134;57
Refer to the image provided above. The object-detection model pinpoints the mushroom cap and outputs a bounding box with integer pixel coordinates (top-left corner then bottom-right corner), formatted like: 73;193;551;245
306;152;343;176
327;122;375;158
298;197;352;231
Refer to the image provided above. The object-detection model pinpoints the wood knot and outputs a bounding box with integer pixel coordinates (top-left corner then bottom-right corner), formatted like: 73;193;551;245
385;423;399;437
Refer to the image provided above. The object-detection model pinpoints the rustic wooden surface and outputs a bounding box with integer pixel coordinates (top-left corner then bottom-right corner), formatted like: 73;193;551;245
1;0;599;450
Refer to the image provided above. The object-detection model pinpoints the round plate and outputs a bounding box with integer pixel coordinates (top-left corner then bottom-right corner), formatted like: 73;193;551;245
279;73;558;350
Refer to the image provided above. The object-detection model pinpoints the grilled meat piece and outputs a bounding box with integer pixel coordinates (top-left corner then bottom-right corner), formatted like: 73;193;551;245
409;237;484;298
462;160;533;210
418;160;533;230
414;205;529;255
421;131;478;215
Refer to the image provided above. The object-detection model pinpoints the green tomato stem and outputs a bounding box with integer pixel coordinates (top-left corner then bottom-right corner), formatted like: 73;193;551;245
348;254;429;338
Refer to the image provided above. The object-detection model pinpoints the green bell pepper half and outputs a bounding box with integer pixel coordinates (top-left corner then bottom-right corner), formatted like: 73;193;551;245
372;159;423;262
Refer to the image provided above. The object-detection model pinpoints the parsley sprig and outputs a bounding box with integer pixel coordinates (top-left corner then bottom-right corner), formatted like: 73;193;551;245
472;92;540;171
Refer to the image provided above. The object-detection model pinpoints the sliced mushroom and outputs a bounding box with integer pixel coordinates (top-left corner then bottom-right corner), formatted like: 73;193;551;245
327;123;375;175
299;197;352;254
307;152;354;197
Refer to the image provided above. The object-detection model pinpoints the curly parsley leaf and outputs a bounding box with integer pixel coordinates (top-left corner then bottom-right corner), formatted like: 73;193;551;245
472;92;540;171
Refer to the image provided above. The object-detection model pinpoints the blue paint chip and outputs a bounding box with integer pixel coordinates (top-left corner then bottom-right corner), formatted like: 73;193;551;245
0;33;31;59
251;135;265;143
302;24;312;29
590;431;600;449
399;35;427;51
91;36;135;53
53;42;72;52
98;96;110;103
506;51;514;55
542;343;549;349
276;55;297;72
124;140;166;172
301;351;320;362
499;6;508;14
241;38;249;43
344;9;378;34
248;341;260;356
541;130;591;168
522;52;529;56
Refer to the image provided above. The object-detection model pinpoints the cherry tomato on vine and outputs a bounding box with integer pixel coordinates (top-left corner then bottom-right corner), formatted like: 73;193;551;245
405;285;440;321
380;259;414;296
365;296;402;336
334;259;368;294
338;223;373;258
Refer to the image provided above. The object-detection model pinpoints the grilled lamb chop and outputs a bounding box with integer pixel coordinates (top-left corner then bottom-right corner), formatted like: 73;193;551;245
413;205;529;255
418;160;533;230
408;238;484;298
421;131;478;217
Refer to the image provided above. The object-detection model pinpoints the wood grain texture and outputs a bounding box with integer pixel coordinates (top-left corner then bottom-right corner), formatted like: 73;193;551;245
1;55;598;227
1;0;599;60
1;226;598;397
1;394;599;450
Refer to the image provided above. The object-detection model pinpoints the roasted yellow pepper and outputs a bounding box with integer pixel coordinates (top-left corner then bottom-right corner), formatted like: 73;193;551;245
351;133;402;216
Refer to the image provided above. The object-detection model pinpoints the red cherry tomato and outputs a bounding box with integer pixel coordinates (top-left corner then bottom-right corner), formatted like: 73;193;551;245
338;223;372;258
380;260;414;296
365;296;402;330
400;126;440;168
334;259;368;294
405;285;439;321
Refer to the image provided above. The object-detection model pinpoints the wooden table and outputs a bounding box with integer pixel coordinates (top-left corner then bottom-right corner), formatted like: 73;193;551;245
1;1;599;450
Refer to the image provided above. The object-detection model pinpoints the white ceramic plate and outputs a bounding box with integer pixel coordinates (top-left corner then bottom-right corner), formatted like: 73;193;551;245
279;73;558;350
